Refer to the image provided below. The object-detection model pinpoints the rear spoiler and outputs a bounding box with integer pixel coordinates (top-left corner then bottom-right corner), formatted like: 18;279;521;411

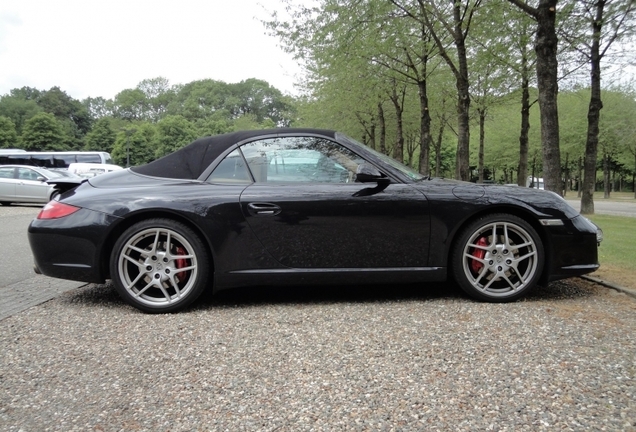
46;178;87;194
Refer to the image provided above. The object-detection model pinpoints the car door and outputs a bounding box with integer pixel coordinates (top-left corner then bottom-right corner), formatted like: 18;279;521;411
0;167;17;201
237;136;430;269
15;167;50;202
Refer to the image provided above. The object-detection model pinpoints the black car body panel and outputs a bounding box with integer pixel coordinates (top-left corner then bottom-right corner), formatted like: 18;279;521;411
28;128;600;311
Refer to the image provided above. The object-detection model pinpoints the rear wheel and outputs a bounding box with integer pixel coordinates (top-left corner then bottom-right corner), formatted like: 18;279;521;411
0;202;10;206
110;218;210;313
452;213;544;302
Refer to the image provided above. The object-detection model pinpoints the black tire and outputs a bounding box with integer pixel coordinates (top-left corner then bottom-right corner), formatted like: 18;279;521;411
0;202;10;206
50;191;60;202
110;218;210;313
451;213;544;302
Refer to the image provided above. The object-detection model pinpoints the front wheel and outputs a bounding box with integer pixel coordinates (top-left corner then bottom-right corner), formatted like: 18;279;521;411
110;218;210;313
452;214;544;302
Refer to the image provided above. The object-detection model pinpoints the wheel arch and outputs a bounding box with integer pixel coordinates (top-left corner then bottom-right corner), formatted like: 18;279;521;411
445;205;553;284
100;209;216;280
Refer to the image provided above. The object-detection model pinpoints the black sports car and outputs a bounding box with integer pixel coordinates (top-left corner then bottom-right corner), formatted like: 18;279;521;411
28;128;602;313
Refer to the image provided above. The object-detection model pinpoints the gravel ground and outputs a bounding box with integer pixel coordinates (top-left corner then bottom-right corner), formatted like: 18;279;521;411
1;279;635;431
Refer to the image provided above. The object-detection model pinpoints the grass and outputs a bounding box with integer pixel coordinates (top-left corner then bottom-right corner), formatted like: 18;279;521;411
586;214;636;290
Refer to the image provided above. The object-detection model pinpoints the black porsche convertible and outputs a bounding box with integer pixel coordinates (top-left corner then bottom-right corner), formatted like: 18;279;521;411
28;128;601;313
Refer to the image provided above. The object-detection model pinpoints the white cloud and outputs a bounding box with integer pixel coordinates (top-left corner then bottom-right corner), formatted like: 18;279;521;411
0;0;304;100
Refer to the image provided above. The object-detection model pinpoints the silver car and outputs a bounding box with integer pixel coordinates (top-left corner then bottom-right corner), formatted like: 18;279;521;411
0;165;64;206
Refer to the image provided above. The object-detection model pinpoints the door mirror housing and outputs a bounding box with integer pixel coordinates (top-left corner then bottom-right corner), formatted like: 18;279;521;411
355;163;390;184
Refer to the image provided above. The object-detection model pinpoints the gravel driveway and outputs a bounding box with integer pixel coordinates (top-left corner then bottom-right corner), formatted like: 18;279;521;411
1;279;635;431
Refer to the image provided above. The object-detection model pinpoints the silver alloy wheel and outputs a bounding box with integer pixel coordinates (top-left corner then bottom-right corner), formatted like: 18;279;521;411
116;227;199;307
461;220;539;298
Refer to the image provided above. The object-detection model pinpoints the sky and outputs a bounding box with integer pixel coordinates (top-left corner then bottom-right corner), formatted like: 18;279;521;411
0;0;305;101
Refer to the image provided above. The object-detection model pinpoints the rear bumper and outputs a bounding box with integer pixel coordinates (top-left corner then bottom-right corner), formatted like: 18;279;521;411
28;208;120;284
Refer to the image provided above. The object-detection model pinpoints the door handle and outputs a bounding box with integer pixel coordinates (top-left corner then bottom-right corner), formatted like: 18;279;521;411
247;202;282;216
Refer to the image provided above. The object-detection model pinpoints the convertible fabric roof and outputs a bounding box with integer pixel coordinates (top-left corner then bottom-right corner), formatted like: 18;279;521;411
131;128;337;180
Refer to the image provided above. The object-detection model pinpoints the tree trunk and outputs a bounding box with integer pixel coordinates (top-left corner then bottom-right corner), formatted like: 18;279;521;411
535;0;561;195
478;109;485;183
369;123;376;151
563;152;569;196
390;84;405;163
418;79;432;176
581;0;605;214
517;54;531;186
455;41;471;182
603;154;610;198
378;102;386;155
578;157;583;197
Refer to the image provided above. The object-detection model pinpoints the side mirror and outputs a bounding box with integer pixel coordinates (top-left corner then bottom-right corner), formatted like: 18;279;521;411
36;176;46;182
355;163;390;184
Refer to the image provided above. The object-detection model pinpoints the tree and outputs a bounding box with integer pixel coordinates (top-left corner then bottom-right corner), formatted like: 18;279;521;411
136;77;175;122
506;0;562;194
83;96;114;120
84;118;116;152
113;89;148;121
0;116;19;148
229;78;296;126
37;87;92;148
0;96;42;135
571;0;636;213
154;115;197;158
111;124;156;166
413;0;482;181
0;116;18;148
20;112;69;151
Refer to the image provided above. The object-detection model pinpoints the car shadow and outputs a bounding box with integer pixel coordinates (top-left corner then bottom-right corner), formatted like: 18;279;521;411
197;282;465;309
60;278;601;313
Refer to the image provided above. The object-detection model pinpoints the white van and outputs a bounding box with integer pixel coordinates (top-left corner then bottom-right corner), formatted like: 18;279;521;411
68;163;123;178
526;176;544;190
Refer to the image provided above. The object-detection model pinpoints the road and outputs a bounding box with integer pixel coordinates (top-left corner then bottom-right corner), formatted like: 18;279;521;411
564;196;636;218
0;205;85;320
0;205;41;287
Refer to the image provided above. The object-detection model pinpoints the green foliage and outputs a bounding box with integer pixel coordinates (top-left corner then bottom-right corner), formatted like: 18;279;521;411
114;89;147;121
20;112;69;151
0;116;19;148
84;118;116;152
154;115;197;158
0;96;42;134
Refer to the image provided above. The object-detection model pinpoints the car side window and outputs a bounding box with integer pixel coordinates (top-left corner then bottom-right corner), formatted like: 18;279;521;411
0;167;14;179
240;137;364;183
207;149;252;184
17;168;39;181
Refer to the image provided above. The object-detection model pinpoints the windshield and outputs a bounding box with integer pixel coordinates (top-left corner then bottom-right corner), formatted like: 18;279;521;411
338;133;426;181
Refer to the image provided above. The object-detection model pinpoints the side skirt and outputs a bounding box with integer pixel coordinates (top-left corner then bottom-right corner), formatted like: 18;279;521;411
214;267;447;292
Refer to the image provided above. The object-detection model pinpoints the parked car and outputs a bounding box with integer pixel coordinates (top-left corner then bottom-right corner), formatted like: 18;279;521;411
67;163;123;178
47;168;83;178
0;165;65;205
28;128;602;313
526;176;545;190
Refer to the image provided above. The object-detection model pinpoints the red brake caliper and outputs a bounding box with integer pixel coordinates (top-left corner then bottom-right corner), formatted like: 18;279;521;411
175;246;189;283
471;237;488;273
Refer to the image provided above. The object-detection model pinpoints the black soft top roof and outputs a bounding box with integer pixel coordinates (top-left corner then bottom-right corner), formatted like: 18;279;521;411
132;128;337;180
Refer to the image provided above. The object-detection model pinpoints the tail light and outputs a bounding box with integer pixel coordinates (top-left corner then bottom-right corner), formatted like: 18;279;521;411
37;201;81;220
